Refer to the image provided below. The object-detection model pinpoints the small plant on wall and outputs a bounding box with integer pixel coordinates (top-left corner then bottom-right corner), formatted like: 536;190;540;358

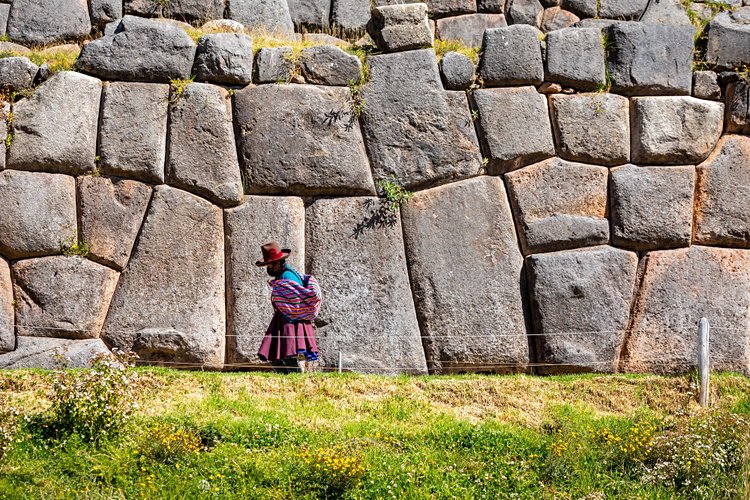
376;175;413;212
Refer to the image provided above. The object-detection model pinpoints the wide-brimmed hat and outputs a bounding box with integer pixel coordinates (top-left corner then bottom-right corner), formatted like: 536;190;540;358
255;241;291;266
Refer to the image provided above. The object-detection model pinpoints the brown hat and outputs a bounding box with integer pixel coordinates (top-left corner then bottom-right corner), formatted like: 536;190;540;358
255;241;291;266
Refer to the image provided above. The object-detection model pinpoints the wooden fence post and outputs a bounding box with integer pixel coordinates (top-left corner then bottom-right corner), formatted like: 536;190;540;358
698;318;710;407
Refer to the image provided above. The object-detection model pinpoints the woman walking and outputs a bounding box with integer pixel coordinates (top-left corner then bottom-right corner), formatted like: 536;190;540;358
255;242;319;372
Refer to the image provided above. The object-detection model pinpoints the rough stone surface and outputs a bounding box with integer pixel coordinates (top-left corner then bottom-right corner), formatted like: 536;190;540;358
478;0;504;11
0;102;7;171
225;197;306;364
507;0;543;27
361;49;482;189
0;4;8;38
289;0;331;28
7;0;91;45
300;45;363;85
622;246;750;375
79;176;152;271
331;0;371;33
77;16;197;82
421;0;478;16
472;86;555;174
0;57;38;91
561;0;595;17
254;47;294;83
401;177;529;373
435;13;506;47
479;25;544;86
102;186;225;368
605;22;694;96
631;96;724;165
439;51;475;90
707;10;750;70
693;70;721;100
306;197;427;374
235;84;375;196
99;82;169;184
91;0;123;28
550;93;630;166
368;3;433;52
598;0;648;18
725;78;750;134
545;27;604;91
226;0;295;35
0;259;12;353
610;165;695;251
13;257;119;340
8;71;100;175
124;0;225;22
505;158;609;254
640;0;691;25
193;33;254;85
168;83;243;207
0;171;77;260
540;7;579;32
694;135;750;248
527;246;638;374
0;337;112;369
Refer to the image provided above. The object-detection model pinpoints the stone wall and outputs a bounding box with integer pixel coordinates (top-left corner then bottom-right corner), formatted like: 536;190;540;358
0;0;749;375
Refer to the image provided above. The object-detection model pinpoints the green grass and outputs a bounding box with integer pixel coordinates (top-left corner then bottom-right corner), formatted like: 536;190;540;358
1;369;749;499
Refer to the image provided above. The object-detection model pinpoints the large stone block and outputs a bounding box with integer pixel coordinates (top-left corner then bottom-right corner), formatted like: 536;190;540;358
0;57;38;91
423;0;478;16
597;0;648;18
707;9;750;71
505;158;609;254
694;135;750;248
631;96;723;165
360;49;482;189
124;0;225;22
435;13;506;48
0;337;112;369
168;83;243;207
368;3;433;52
610;165;694;251
79;176;152;271
13;257;119;340
0;170;77;260
545;27;604;91
561;0;596;17
234;84;375;196
8;72;100;176
99;82;169;184
507;0;543;27
300;45;363;85
225;196;306;365
90;0;123;29
540;7;579;32
102;186;225;368
725;78;750;134
331;0;370;33
7;0;91;45
306;197;427;374
401;176;529;373
472;86;555;174
77;16;197;82
193;33;255;85
622;246;750;375
439;51;475;90
226;0;295;35
289;0;330;28
254;46;294;83
0;259;12;353
549;93;629;166
639;0;691;26
605;22;694;95
479;25;544;86
527;246;638;374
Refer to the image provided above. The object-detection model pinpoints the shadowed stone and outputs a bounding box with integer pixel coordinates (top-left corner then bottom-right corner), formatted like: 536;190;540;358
0;57;38;91
0;170;77;260
300;45;363;85
225;196;305;365
99;82;169;184
234;84;375;196
439;51;475;90
91;0;123;28
226;0;295;35
707;9;750;71
561;0;596;17
124;0;225;22
527;246;638;374
507;0;543;27
550;93;629;166
102;186;225;368
289;0;331;28
306;197;427;374
193;33;255;85
545;27;604;91
367;3;433;52
631;96;723;165
694;135;750;248
611;165;695;251
8;71;100;176
479;25;544;86
77;16;197;82
506;158;609;254
622;246;750;375
725;78;750;134
78;176;152;271
0;259;12;353
168;83;243;207
0;337;112;369
472;86;554;174
435;13;506;47
401;176;529;373
7;0;91;45
254;46;294;83
13;257;119;340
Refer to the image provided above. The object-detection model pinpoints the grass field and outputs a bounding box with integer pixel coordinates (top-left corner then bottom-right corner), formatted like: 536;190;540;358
0;366;749;499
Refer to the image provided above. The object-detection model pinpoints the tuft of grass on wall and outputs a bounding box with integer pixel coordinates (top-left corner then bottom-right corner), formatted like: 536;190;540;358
433;38;480;64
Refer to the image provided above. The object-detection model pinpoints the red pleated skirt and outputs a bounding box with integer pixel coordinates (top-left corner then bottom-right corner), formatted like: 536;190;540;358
257;312;319;362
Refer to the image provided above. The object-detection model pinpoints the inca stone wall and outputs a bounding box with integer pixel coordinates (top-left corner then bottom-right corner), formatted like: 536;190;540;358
0;0;749;375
